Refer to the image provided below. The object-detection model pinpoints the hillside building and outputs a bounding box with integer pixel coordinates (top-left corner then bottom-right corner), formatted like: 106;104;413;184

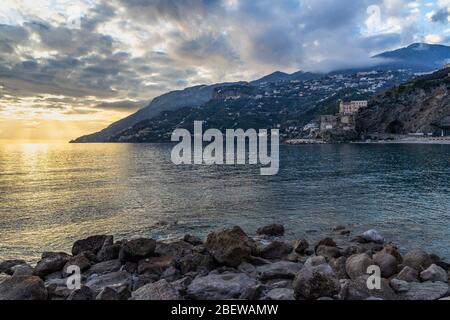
339;100;368;115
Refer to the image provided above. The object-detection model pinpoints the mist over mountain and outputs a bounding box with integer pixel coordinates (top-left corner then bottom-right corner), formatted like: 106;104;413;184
72;43;450;143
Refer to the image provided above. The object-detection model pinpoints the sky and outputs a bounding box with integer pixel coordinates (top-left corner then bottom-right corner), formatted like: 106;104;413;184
0;0;449;142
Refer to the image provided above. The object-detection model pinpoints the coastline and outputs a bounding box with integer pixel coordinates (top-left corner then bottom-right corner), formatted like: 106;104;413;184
1;224;449;301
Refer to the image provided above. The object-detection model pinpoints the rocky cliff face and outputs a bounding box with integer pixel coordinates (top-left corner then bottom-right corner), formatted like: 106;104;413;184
356;68;450;135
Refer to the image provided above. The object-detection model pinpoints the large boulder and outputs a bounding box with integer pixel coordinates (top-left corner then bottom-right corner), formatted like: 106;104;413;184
256;224;285;237
85;271;132;297
373;252;398;278
396;266;419;282
293;264;340;300
256;261;303;280
72;235;113;256
402;249;432;271
138;256;175;276
63;255;91;276
67;286;94;300
258;241;293;260
0;276;47;300
262;288;294;300
97;244;121;262
401;281;449;300
380;245;403;264
177;252;215;274
205;226;256;267
361;230;384;244
0;260;28;275
329;257;348;279
96;287;120;300
420;264;448;283
87;260;122;276
187;271;261;300
339;276;398;300
119;238;156;263
345;253;374;280
293;239;309;254
131;279;181;300
33;252;70;278
316;246;341;260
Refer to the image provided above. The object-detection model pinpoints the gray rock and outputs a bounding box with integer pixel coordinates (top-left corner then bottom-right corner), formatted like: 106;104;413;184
420;264;448;283
205;226;256;267
403;249;432;271
187;272;261;300
155;240;194;260
402;281;449;300
396;266;419;282
138;256;175;276
88;259;122;275
12;265;34;277
256;261;303;280
183;234;203;246
380;245;403;264
161;266;181;282
256;224;285;237
0;275;47;300
85;271;132;296
361;230;384;244
33;252;70;278
263;288;294;300
339;276;398;300
293;239;309;254
258;241;293;260
293;264;340;300
63;255;91;276
316;246;341;260
305;256;327;268
119;238;156;263
72;235;113;255
329;257;348;279
345;253;374;280
96;287;119;300
0;260;28;275
177;252;215;274
97;244;121;262
131;279;181;300
373;252;398;278
390;279;411;293
67;286;94;300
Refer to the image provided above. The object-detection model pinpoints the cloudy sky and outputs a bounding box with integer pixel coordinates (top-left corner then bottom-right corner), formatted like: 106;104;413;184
0;0;449;141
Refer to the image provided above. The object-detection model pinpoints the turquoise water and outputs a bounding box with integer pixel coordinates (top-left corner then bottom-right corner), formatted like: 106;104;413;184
0;143;449;262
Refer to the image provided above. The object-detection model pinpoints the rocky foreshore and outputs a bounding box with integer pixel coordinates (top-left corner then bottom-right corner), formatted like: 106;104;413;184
1;224;449;301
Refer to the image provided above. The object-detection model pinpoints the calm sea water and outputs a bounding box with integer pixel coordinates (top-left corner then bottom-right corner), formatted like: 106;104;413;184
1;143;450;262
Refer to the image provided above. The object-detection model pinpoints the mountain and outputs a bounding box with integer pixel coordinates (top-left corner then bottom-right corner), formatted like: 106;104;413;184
72;43;450;143
356;67;450;135
373;43;450;71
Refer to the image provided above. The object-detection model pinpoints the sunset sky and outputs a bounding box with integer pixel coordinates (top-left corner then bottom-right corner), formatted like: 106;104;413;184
0;0;449;142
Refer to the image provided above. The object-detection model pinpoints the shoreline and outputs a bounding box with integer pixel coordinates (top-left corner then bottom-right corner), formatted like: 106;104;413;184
1;224;449;301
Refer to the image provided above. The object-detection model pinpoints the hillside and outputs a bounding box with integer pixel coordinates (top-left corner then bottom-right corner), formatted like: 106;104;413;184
356;67;450;136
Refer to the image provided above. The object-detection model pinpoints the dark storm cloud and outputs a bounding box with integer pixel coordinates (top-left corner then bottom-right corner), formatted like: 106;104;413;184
431;8;449;24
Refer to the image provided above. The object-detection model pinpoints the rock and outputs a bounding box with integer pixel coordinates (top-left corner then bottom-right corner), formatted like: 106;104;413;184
187;272;261;300
177;252;215;274
373;252;398;278
402;281;449;300
436;261;450;271
63;255;91;276
380;245;403;264
205;226;256;267
263;288;294;300
331;225;346;232
33;252;70;278
67;286;94;300
46;284;72;300
396;266;419;282
316;246;341;260
97;244;121;262
258;241;293;260
0;260;28;275
314;238;337;253
0;276;47;300
12;265;34;277
72;235;113;256
361;230;384;244
161;266;181;282
256;224;285;237
331;225;351;236
96;287;119;300
329;257;348;279
87;259;122;275
119;238;156;263
171;277;192;296
155;240;194;260
238;262;257;275
305;256;327;268
403;249;432;271
131;279;181;300
390;279;411;293
293;239;309;254
345;253;374;280
85;271;132;297
293;264;340;300
420;264;448;283
256;261;303;280
339;276;398;300
246;256;271;266
138;256;175;276
263;279;293;290
183;234;203;246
